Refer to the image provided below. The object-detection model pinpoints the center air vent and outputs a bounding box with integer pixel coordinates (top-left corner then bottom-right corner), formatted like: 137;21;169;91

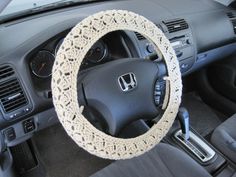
0;65;14;80
227;12;236;34
0;78;28;113
227;12;236;18
134;24;164;40
163;19;189;33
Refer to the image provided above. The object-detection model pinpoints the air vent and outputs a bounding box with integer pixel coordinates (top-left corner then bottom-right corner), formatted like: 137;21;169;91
227;12;236;34
227;12;236;19
163;19;189;33
0;78;27;113
231;19;236;34
134;24;163;40
0;65;14;80
134;32;145;40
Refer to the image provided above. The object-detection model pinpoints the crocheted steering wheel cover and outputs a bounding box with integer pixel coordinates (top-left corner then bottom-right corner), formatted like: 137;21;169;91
51;10;182;160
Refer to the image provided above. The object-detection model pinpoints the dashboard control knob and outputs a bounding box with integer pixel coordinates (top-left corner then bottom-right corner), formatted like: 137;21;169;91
146;43;155;53
186;39;191;45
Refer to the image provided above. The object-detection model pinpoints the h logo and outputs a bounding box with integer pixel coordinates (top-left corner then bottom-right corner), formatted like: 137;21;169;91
118;73;137;92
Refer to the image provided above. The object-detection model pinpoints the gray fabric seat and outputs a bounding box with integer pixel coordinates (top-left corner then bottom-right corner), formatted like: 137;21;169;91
90;143;211;177
211;114;236;163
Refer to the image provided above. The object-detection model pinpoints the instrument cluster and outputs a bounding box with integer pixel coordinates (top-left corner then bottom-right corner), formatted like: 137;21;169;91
30;38;108;79
28;31;132;94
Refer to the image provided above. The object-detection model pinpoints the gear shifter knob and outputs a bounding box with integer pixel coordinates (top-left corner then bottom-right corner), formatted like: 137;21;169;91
178;107;190;141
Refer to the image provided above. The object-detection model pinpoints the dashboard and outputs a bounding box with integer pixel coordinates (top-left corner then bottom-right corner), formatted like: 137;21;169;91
0;0;236;147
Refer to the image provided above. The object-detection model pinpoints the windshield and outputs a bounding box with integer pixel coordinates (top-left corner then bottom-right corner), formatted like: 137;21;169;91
1;0;61;16
0;0;98;18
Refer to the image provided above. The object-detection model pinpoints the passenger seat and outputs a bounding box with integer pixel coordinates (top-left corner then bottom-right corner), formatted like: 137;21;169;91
211;114;236;163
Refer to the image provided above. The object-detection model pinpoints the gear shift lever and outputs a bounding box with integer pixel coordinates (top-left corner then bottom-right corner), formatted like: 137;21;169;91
175;107;216;162
178;107;190;141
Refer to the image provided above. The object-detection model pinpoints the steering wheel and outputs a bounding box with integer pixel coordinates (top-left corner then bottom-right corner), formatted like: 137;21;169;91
51;10;182;160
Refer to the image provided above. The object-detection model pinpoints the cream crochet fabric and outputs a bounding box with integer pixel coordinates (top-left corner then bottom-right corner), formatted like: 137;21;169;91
51;10;182;160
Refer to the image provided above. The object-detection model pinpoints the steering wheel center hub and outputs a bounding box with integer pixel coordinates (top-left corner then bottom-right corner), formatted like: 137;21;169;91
79;58;160;135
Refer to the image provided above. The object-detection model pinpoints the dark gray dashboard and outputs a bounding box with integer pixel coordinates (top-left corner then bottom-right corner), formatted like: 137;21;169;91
0;0;236;148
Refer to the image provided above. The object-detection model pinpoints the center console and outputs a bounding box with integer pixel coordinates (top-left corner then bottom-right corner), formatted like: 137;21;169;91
163;107;236;176
174;130;216;163
163;107;225;174
175;107;216;163
133;18;196;75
